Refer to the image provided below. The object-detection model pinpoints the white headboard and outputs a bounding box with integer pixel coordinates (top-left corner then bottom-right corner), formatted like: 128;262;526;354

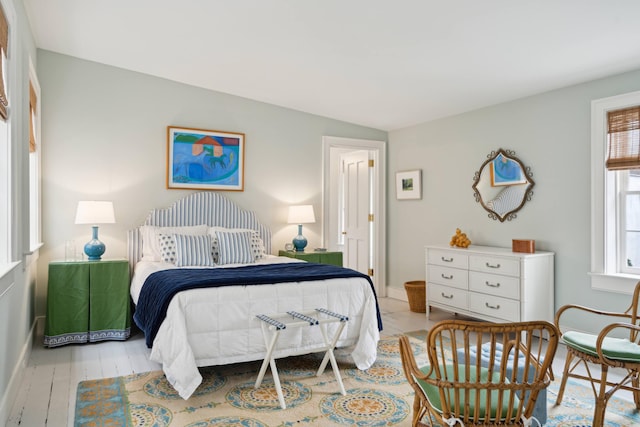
127;192;271;271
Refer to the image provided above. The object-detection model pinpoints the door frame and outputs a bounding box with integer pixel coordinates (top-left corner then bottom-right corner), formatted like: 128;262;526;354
322;136;386;296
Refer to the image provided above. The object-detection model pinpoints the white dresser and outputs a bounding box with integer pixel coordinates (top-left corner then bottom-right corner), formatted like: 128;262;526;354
425;245;554;323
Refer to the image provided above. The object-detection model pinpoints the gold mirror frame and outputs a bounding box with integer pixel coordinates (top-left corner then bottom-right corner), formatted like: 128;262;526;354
472;149;535;222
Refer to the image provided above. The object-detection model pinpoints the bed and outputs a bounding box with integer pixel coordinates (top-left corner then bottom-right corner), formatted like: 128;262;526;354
128;192;382;399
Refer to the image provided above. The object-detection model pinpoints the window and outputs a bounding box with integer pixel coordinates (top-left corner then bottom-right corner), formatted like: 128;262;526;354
621;169;640;274
0;1;9;266
29;62;42;251
591;91;640;293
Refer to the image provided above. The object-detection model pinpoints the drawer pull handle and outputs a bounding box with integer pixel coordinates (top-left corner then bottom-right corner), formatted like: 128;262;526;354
441;256;454;262
485;262;501;269
485;302;501;310
485;281;500;288
441;293;454;299
441;273;454;280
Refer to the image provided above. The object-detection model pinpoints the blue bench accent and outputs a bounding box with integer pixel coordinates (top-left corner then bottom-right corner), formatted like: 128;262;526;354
256;314;287;330
315;308;349;322
286;311;319;325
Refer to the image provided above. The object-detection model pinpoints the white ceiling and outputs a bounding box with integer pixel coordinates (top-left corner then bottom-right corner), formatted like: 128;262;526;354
23;0;640;131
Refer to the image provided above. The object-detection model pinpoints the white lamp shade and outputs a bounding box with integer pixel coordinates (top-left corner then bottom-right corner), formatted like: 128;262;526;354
75;201;116;224
287;205;315;224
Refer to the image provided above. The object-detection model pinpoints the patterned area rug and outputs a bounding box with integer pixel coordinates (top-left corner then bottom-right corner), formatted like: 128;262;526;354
75;331;640;426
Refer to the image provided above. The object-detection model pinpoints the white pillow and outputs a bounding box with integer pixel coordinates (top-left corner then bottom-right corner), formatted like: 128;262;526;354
214;230;254;265
209;227;266;262
140;224;208;261
174;234;215;267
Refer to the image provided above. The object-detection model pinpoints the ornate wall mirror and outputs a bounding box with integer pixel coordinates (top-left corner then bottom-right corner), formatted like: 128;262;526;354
472;149;535;222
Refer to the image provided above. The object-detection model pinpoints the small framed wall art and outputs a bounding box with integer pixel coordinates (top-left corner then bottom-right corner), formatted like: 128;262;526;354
396;169;422;200
167;126;245;191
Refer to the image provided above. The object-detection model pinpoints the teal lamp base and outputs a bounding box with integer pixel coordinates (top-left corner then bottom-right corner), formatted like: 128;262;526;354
292;224;307;252
84;225;106;261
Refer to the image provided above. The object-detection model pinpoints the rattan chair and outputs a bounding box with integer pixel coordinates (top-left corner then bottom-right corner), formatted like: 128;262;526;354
554;281;640;427
399;320;559;427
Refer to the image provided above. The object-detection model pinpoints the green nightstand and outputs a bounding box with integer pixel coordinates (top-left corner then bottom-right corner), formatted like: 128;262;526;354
44;259;131;347
278;250;343;267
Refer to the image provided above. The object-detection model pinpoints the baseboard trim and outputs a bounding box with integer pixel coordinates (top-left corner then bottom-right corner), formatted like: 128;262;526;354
386;286;408;302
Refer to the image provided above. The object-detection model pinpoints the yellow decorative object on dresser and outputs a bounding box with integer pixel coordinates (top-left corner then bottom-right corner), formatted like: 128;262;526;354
449;228;471;248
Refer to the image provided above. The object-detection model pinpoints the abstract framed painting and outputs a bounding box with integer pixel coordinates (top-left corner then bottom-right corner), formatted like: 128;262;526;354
396;169;422;200
167;126;245;191
490;152;527;187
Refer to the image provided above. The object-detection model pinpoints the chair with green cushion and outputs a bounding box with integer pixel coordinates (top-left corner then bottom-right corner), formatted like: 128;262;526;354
399;320;559;427
555;280;640;427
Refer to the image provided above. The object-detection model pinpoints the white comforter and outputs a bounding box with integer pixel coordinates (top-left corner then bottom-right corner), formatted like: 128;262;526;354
131;256;380;399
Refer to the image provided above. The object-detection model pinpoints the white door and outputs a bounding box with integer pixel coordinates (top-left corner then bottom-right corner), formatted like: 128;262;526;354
341;150;370;275
323;136;386;297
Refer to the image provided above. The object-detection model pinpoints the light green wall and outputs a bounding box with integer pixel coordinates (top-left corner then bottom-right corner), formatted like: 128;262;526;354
37;49;640;336
36;50;387;316
388;68;640;332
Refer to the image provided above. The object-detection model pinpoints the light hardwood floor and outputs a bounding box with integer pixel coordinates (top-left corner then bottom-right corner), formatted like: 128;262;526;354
9;297;429;426
4;298;626;426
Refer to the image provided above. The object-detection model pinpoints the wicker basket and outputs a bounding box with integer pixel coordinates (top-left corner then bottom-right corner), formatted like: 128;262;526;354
404;280;426;313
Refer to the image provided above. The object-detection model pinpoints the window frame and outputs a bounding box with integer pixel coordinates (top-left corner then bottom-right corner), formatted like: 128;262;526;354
591;90;640;294
0;0;9;267
0;108;8;266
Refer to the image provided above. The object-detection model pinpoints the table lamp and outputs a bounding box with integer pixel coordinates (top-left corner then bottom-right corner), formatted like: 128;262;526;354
287;205;315;252
75;201;115;261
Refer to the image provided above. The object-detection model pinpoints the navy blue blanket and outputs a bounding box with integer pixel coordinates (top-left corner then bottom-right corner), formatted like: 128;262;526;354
134;262;383;347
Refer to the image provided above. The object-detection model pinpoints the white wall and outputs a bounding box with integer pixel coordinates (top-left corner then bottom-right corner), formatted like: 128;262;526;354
388;68;640;332
1;0;39;422
36;50;387;316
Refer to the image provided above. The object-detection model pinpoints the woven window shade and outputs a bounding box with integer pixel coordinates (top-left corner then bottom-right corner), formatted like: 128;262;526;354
0;4;7;121
606;106;640;170
29;81;37;152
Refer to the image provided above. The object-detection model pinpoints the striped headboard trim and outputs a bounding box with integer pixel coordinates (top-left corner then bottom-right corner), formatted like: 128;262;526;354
127;192;271;272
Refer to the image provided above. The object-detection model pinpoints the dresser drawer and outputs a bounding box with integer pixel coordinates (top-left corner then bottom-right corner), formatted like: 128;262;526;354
428;249;469;269
428;265;468;290
429;284;468;311
469;255;519;277
469;271;520;300
469;293;519;322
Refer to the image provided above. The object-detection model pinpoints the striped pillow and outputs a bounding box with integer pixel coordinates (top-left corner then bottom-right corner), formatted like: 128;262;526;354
209;227;266;262
174;234;215;267
215;230;254;265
